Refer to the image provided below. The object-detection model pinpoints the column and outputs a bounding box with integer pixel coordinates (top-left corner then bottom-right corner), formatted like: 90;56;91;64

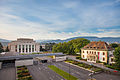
28;44;29;53
17;45;19;52
21;44;22;53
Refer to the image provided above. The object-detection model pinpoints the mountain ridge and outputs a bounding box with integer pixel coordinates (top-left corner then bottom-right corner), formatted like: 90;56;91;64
0;36;120;44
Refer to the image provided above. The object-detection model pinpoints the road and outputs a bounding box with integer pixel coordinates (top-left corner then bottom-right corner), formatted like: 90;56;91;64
0;66;16;80
27;63;65;80
53;62;120;80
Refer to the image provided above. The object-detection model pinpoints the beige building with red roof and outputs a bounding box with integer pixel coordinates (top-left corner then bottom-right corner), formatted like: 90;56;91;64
81;41;114;63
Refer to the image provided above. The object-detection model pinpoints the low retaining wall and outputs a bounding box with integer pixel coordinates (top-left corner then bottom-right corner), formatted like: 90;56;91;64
15;59;33;67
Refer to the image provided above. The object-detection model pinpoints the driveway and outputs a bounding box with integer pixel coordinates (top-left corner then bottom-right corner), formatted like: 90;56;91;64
0;67;16;80
27;64;65;80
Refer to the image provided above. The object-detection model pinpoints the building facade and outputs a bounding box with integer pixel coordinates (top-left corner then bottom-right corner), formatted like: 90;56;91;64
8;38;41;53
81;41;113;63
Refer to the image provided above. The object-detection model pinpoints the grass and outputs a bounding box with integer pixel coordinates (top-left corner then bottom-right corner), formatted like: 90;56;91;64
48;65;78;80
20;53;42;55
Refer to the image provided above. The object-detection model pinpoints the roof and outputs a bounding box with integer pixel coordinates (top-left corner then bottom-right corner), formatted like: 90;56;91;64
0;53;64;61
82;41;112;51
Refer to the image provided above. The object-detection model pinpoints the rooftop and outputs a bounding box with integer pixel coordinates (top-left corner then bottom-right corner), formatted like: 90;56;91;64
82;41;113;51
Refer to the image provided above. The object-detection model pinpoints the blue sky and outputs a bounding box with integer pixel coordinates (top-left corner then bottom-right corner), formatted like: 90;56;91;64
0;0;120;40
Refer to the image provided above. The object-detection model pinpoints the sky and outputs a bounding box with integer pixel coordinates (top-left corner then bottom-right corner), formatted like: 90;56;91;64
0;0;120;40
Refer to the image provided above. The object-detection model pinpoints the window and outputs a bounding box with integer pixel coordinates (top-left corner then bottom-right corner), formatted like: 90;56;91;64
92;51;93;54
22;45;24;52
19;45;21;52
94;52;96;54
83;55;84;58
87;51;88;54
103;52;105;55
29;45;31;52
83;51;84;53
111;58;114;62
26;45;28;52
103;57;105;61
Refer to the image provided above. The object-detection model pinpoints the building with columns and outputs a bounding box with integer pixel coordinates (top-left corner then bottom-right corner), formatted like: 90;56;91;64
81;41;114;63
8;38;41;53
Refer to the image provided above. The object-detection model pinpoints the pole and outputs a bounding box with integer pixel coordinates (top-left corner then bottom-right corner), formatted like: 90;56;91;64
68;56;70;80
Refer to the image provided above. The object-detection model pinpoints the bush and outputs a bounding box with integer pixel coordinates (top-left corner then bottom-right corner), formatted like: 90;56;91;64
105;65;115;69
76;56;82;59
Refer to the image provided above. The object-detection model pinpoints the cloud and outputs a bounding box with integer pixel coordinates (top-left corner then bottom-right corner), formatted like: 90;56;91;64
0;0;120;40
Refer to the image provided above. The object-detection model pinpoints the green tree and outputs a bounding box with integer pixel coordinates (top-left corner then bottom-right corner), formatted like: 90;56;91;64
52;38;90;55
0;42;4;53
5;46;9;52
113;46;120;70
110;43;118;48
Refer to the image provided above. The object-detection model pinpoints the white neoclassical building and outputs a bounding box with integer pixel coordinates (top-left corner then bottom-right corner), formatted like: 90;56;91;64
8;38;41;53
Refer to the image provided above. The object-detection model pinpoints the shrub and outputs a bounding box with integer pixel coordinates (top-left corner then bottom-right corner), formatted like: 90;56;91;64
76;56;82;59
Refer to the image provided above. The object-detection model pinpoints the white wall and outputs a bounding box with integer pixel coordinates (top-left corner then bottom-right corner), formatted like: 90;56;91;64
81;49;108;63
55;56;66;62
15;59;33;67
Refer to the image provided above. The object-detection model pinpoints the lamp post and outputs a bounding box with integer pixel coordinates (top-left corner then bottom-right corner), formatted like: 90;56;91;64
69;61;70;80
88;64;95;80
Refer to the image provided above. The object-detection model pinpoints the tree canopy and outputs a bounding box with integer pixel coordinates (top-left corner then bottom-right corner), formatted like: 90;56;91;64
0;42;4;53
110;43;119;48
113;46;120;70
5;46;9;52
52;38;90;55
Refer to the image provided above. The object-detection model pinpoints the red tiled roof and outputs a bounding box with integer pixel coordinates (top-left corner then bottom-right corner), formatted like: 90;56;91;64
82;41;112;50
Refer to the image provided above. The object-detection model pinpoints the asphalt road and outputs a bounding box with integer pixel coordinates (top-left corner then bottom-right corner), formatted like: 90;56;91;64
53;62;120;80
27;64;65;80
0;66;16;80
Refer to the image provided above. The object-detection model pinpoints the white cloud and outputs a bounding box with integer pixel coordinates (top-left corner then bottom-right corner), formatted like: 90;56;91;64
0;0;120;40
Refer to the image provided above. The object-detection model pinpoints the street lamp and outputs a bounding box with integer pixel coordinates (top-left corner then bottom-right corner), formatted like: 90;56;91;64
88;64;96;80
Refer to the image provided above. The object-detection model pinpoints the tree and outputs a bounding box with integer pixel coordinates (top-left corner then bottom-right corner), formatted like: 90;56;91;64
113;46;120;70
0;42;4;53
52;38;90;55
5;46;9;52
110;43;118;48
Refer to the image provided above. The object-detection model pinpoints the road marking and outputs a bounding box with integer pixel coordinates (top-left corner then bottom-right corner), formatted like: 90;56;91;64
49;77;53;80
39;67;41;70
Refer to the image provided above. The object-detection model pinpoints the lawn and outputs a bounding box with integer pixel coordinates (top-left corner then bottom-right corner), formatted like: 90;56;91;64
48;65;78;80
